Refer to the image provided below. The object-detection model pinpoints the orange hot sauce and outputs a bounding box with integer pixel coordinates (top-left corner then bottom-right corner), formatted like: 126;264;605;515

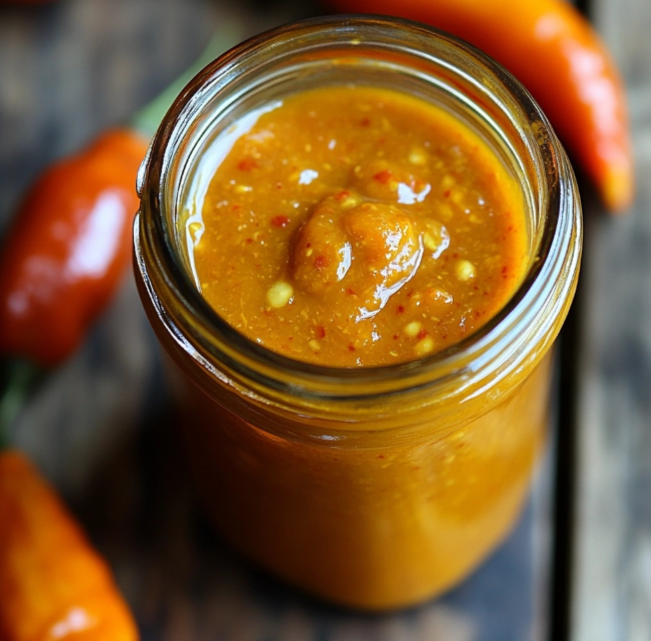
193;86;528;367
135;17;581;612
174;86;542;609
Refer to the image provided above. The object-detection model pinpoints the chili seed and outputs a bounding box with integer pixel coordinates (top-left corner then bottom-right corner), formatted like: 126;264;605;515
404;321;423;338
267;281;294;308
455;260;476;281
422;220;450;258
414;336;435;357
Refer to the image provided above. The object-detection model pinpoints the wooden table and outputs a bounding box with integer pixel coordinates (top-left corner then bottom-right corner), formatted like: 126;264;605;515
568;2;651;639
0;0;647;639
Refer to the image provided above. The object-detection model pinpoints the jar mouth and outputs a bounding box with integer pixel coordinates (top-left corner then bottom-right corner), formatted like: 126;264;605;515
137;15;581;402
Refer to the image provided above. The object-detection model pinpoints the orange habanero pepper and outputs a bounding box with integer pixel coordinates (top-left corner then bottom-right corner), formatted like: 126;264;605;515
0;450;138;641
0;29;243;371
325;0;634;212
0;129;148;368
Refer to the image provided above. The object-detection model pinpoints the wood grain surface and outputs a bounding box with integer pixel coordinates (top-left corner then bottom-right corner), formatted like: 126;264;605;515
570;1;651;640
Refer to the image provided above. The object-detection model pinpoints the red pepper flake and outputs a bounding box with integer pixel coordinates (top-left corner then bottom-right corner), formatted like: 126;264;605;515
444;189;451;198
348;344;356;352
314;255;329;269
393;334;399;340
231;204;242;211
377;454;385;459
373;169;392;184
359;117;370;127
396;305;405;314
276;182;283;190
238;158;258;171
316;326;326;339
346;288;357;296
417;329;429;340
245;237;253;244
335;190;351;202
271;215;290;228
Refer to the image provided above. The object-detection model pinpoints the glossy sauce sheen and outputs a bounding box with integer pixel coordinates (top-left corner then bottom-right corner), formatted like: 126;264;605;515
192;86;528;366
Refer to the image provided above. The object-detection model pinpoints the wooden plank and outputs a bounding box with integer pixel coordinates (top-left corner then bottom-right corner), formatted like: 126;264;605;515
0;1;555;639
570;0;651;639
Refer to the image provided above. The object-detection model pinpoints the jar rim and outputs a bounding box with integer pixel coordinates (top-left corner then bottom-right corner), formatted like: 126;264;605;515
136;14;581;405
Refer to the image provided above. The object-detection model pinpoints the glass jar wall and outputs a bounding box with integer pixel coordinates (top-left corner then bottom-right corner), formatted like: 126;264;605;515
134;16;581;610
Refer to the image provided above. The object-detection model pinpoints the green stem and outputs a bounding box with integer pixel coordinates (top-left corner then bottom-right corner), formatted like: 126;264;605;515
0;359;45;451
129;20;245;139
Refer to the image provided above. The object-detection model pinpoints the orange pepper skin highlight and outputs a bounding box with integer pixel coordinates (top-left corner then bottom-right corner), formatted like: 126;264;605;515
0;129;148;367
0;450;138;641
326;0;634;212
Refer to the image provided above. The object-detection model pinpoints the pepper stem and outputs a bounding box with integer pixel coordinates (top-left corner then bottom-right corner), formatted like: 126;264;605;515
0;359;45;451
129;20;245;139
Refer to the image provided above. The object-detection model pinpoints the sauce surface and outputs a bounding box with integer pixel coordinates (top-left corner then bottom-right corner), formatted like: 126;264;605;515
191;86;528;367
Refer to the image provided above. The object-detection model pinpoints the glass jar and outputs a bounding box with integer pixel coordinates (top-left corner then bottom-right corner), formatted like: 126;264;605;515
134;15;581;610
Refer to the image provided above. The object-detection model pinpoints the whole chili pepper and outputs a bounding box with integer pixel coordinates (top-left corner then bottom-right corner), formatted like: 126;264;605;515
0;27;242;374
0;449;138;640
325;0;634;212
0;25;244;639
0;130;148;368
